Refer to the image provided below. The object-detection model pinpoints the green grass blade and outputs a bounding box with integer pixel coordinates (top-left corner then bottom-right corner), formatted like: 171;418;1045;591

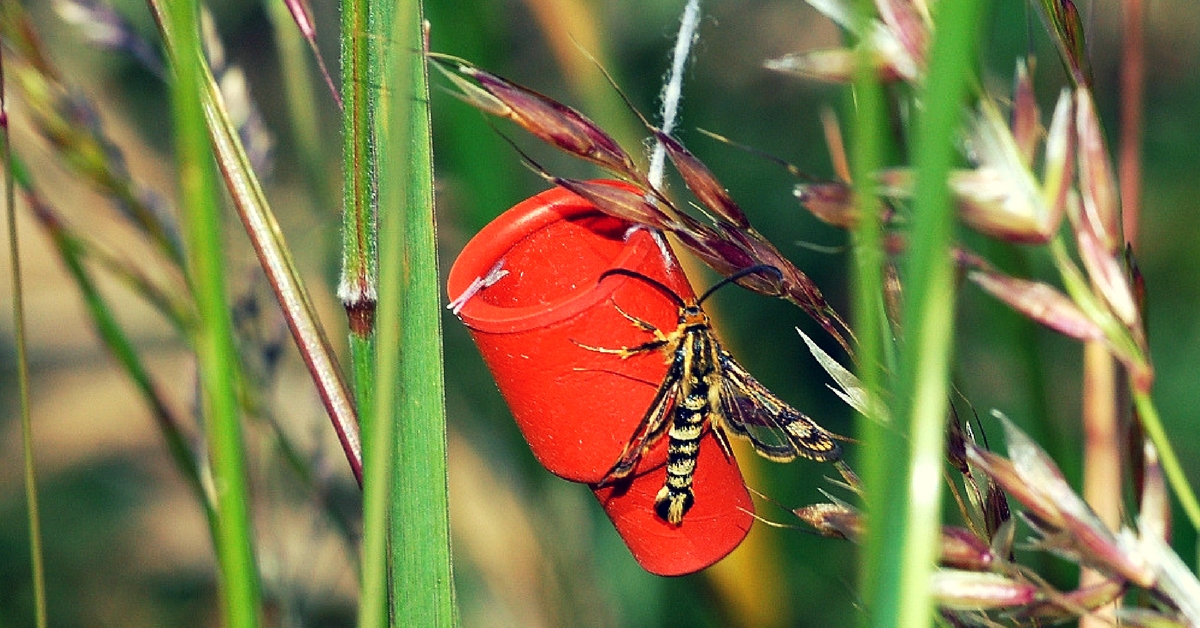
846;0;894;618
194;62;364;482
3;49;48;628
848;0;889;471
359;0;456;624
349;0;384;621
860;0;989;625
164;0;261;624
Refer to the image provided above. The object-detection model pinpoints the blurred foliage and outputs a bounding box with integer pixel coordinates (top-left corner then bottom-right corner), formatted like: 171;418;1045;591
3;0;1200;625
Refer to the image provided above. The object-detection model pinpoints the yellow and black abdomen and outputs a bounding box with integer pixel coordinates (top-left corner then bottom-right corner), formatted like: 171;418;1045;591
654;327;716;525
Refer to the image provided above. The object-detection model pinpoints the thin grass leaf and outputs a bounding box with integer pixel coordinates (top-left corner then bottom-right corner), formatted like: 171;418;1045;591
847;2;897;625
797;327;885;421
162;0;262;623
17;178;212;523
380;1;456;623
860;0;989;625
347;0;386;622
149;0;363;484
3;46;48;628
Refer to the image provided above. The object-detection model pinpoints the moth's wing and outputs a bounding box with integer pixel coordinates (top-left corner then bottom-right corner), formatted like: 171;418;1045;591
602;360;680;482
716;350;842;462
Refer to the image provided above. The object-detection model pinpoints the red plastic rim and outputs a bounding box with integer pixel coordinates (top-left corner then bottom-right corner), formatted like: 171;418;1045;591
448;184;660;334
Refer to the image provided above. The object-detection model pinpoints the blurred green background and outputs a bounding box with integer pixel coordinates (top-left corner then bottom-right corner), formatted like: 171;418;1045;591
3;0;1200;625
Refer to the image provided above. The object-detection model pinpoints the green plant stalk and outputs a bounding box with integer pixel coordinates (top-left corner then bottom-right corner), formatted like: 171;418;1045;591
166;0;261;624
351;0;385;620
846;0;891;618
196;59;365;482
3;50;48;628
341;0;378;425
861;0;987;624
357;360;391;628
1048;237;1200;531
1134;390;1200;532
847;1;888;389
376;0;456;623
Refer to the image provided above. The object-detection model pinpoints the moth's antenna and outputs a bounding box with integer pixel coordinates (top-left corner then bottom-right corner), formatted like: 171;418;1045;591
698;265;783;305
598;268;687;309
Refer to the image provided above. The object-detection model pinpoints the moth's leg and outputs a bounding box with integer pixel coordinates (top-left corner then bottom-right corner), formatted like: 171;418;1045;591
573;301;675;357
711;423;736;459
611;302;669;343
573;337;667;358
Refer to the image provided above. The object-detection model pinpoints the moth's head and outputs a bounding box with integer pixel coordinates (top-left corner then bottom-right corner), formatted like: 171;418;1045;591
679;305;708;329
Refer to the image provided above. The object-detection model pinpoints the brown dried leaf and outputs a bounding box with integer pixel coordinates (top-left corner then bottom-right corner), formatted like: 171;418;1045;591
1013;578;1125;623
433;56;641;179
655;131;749;228
876;0;929;74
1011;60;1040;165
794;502;861;540
993;414;1154;587
931;570;1038;611
1040;89;1074;225
795;181;857;228
1075;89;1121;253
939;527;995;571
968;446;1068;531
951;168;1053;244
551;178;673;230
1139;441;1168;546
969;269;1103;342
1076;228;1139;327
764;50;858;83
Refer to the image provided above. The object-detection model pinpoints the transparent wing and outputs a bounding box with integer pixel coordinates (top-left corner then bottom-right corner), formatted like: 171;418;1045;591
601;359;680;483
715;350;842;462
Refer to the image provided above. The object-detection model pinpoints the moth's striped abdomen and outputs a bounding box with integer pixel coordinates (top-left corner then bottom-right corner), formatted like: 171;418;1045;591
654;323;714;525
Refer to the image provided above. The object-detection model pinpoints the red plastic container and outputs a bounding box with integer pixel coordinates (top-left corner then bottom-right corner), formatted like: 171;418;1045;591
447;181;753;575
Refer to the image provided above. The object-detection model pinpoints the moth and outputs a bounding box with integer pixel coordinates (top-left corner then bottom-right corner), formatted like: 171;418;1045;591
582;265;843;525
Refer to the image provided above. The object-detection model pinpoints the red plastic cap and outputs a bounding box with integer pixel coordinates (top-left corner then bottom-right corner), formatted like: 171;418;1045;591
590;433;753;576
447;181;753;575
